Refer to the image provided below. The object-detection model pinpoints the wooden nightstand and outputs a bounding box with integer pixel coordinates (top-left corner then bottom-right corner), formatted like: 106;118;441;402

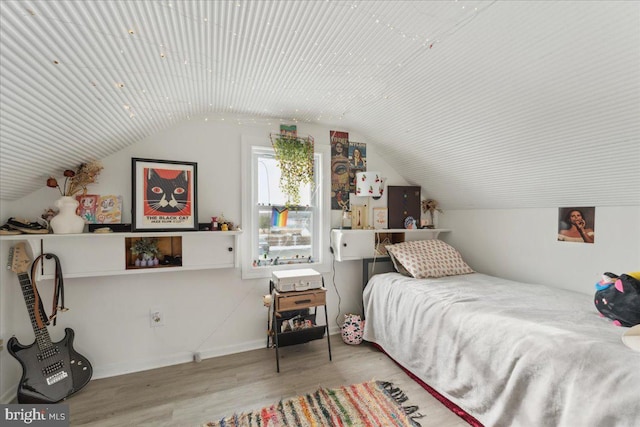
268;283;332;372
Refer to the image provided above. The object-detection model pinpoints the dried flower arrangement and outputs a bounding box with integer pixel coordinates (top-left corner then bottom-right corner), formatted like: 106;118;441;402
421;199;443;215
46;160;103;196
421;199;443;226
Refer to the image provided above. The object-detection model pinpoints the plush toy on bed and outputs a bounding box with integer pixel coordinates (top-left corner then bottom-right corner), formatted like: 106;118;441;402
594;272;640;327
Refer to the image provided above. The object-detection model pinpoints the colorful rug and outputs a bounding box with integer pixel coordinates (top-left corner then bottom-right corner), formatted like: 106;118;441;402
205;380;424;427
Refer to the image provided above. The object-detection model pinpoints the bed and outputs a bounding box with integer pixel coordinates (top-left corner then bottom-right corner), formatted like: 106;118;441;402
362;240;640;427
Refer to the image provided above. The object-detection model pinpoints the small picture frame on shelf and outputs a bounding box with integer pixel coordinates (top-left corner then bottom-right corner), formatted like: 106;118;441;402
373;207;388;229
351;204;367;229
341;209;352;229
131;158;198;232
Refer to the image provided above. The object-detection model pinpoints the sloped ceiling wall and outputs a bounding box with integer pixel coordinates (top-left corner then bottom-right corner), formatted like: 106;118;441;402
0;1;638;207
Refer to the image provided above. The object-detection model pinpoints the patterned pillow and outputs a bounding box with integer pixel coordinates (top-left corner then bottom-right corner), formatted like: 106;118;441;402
386;240;474;279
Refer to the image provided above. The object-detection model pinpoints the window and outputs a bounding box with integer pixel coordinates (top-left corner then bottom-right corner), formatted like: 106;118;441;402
242;139;327;279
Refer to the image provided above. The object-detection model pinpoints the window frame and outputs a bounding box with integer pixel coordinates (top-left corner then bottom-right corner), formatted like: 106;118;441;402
241;135;329;279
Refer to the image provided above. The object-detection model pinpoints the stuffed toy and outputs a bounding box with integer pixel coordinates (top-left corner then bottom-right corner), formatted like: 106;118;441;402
594;272;640;327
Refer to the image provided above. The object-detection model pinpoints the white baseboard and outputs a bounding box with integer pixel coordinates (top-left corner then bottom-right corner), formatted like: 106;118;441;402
2;331;343;397
92;338;267;379
93;331;341;379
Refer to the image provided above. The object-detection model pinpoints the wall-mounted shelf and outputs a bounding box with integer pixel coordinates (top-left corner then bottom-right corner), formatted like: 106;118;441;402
330;228;450;261
1;231;241;279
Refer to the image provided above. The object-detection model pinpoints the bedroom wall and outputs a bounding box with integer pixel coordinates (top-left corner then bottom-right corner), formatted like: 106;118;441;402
2;114;635;402
440;207;640;295
0;115;408;403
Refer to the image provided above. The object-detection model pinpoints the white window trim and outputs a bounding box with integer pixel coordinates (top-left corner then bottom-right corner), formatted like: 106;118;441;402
241;134;330;279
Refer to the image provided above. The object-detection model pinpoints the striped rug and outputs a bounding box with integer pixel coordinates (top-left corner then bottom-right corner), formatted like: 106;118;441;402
205;381;423;427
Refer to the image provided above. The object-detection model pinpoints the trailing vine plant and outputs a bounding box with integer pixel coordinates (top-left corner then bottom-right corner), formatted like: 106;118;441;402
271;134;314;206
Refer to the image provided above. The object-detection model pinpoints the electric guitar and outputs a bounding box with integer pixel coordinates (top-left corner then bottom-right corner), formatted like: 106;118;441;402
7;242;92;403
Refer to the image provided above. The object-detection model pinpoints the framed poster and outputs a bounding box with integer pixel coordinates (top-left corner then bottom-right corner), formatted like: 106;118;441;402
131;158;198;232
373;207;388;229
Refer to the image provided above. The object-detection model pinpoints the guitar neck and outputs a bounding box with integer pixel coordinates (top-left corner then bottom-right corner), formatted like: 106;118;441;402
17;272;54;351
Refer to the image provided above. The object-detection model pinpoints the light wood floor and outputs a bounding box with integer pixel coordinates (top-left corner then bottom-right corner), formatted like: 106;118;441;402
66;337;470;427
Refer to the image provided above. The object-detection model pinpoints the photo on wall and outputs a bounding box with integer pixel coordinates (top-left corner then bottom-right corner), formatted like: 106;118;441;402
348;142;367;194
557;207;595;243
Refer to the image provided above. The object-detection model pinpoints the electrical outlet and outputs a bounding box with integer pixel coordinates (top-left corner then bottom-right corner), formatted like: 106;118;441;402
150;308;164;327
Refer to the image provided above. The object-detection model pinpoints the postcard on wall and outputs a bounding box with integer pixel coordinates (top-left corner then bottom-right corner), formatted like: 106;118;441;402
280;124;297;137
96;195;123;224
348;141;367;193
348;142;367;170
557;206;595;243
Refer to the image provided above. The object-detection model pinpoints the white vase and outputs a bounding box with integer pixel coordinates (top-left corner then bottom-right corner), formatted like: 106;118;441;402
50;196;85;234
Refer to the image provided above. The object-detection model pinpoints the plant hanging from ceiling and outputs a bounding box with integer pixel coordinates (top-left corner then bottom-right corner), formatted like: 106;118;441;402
270;134;314;207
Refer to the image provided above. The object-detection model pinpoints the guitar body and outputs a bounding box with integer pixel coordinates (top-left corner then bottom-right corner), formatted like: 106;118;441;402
8;327;93;404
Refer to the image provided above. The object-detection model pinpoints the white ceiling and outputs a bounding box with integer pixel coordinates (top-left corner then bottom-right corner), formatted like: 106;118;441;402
1;1;638;208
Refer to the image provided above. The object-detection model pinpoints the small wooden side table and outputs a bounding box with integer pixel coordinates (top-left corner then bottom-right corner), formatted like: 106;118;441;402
268;283;332;372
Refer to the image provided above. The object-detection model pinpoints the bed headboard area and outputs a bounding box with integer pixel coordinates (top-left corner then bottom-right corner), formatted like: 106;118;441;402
363;239;475;291
362;257;396;291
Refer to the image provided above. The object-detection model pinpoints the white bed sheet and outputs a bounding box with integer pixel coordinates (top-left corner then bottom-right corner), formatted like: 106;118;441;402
363;272;640;427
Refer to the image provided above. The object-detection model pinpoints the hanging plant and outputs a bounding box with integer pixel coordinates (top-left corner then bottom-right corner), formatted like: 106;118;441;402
271;134;314;206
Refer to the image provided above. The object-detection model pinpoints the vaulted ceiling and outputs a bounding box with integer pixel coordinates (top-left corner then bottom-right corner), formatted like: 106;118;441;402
1;1;638;207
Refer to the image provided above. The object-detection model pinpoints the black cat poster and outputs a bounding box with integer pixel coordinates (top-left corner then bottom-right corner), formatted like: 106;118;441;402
131;158;198;231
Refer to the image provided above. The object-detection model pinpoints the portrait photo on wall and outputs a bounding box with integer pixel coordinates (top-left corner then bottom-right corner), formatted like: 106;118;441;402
557;206;595;244
131;158;198;231
348;142;367;193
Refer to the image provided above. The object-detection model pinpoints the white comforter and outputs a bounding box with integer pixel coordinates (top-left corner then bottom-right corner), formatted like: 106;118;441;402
363;272;640;427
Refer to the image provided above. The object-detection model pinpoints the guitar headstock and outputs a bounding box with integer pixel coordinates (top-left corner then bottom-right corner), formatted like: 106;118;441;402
8;242;32;274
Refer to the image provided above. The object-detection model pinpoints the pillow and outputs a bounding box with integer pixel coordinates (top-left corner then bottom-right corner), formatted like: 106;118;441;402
385;239;474;279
